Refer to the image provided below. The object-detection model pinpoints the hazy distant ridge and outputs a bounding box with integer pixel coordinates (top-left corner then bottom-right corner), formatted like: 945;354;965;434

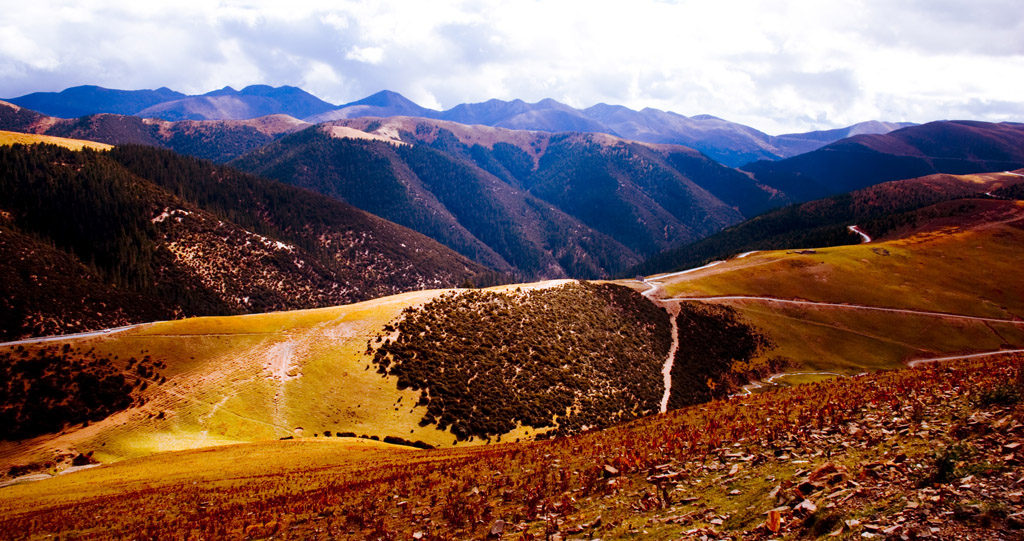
6;85;913;167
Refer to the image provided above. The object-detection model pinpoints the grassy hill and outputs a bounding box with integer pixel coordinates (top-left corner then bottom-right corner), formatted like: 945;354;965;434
645;198;1024;377
632;169;1024;276
3;194;1022;472
0;280;687;470
0;130;112;151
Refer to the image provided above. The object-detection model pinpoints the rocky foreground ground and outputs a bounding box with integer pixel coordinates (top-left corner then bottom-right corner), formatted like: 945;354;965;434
2;354;1022;540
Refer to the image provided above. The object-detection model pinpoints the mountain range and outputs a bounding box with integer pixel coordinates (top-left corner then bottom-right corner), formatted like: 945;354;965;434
4;82;1024;540
742;120;1024;201
231;117;775;278
6;85;914;167
4;96;1023;283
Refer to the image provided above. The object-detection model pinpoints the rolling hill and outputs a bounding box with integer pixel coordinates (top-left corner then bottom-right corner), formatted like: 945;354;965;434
641;196;1024;378
2;157;1023;539
2;191;1023;538
633;168;1024;275
231;118;776;279
0;141;487;340
742;120;1024;201
2;185;1021;466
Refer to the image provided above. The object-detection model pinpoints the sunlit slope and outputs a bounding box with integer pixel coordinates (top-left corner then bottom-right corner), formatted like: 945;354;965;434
0;129;112;151
651;199;1024;374
2;280;631;471
0;288;462;469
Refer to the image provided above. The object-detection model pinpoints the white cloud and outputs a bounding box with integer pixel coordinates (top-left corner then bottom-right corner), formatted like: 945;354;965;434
0;0;1022;134
345;46;385;64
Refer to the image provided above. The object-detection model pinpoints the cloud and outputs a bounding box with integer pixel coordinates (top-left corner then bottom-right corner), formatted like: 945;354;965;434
0;0;1021;134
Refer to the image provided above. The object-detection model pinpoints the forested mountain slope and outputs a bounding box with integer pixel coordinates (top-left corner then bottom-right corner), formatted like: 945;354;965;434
0;100;310;162
233;118;777;279
0;142;485;340
742;120;1024;201
633;169;1024;275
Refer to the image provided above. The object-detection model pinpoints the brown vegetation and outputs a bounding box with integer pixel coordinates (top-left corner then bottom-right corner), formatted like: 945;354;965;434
370;282;672;440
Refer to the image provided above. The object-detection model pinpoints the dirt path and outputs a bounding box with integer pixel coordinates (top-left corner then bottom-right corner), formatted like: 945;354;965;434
0;323;149;347
673;296;1024;325
639;281;681;413
733;371;846;397
647;260;725;282
848;225;871;243
907;348;1024;367
659;313;680;413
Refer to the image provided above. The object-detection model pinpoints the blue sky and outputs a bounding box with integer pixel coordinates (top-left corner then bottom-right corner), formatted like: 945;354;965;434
1;0;1022;134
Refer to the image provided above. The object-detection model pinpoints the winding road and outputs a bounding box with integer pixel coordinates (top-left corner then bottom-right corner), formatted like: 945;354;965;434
848;225;871;243
0;323;150;348
671;295;1024;325
907;348;1024;367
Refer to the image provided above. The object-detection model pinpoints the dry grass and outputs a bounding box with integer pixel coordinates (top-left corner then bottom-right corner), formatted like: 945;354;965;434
0;130;112;151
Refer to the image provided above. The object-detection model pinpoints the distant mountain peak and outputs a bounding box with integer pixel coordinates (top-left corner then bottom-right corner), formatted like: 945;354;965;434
204;86;240;97
348;90;420;108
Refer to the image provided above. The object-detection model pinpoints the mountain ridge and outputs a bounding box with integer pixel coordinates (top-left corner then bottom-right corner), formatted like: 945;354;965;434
5;86;914;166
231;117;775;279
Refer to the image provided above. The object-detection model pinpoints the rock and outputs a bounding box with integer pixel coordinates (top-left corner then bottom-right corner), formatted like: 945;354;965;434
603;464;620;477
809;462;839;482
796;481;818;496
1008;512;1024;529
794;499;818;514
489;519;506;537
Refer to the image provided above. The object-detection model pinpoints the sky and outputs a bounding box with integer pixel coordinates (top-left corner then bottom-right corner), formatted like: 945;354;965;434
1;0;1023;134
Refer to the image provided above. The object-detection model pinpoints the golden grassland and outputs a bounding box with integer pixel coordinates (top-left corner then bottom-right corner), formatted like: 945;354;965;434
653;200;1024;374
2;353;1020;539
0;284;575;471
1;199;1022;499
0;130;113;151
662;201;1024;318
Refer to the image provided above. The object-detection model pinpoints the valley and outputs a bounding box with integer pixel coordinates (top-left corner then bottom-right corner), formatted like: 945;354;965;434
1;86;1023;540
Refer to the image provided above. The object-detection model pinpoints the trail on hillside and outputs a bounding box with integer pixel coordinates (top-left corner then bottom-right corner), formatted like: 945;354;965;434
639;281;680;413
0;323;148;347
907;348;1024;367
733;371;846;396
674;295;1024;325
847;225;871;243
